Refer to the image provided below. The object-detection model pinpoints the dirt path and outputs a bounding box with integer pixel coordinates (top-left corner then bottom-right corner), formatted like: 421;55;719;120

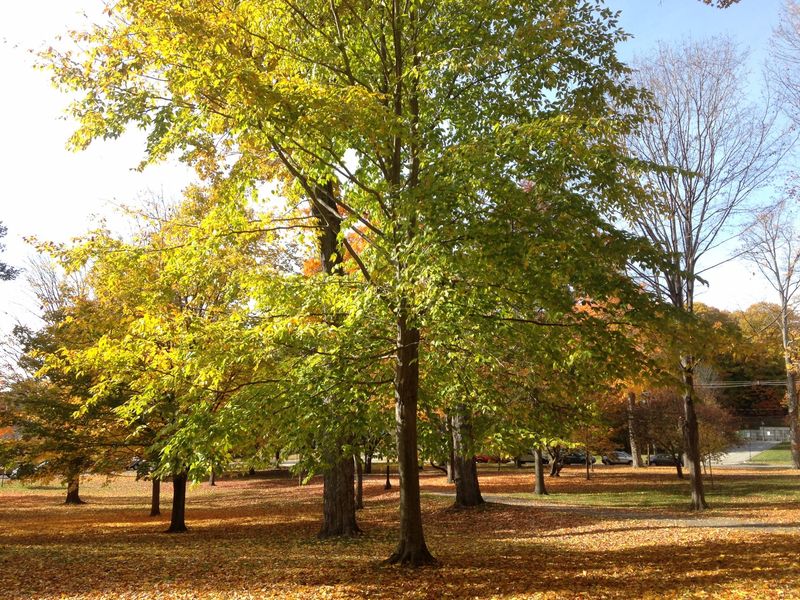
427;491;800;533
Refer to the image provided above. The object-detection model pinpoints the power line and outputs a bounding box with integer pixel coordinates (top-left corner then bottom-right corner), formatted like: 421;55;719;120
695;380;787;389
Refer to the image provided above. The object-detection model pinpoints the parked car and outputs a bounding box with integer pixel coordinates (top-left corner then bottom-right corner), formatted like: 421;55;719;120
602;450;633;465
648;453;683;467
561;451;596;465
9;461;47;480
514;452;550;467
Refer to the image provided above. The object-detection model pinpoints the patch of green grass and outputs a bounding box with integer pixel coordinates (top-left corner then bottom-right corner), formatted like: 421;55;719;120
480;474;800;511
748;442;792;465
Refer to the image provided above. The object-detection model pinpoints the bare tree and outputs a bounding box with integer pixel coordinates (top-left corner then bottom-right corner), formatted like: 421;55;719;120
771;1;800;127
742;196;800;467
628;37;789;510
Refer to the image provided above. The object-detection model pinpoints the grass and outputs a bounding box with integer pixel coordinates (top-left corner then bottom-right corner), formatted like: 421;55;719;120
748;441;793;464
3;467;800;599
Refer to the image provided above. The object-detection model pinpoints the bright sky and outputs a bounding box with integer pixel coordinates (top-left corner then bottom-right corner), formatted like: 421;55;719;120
0;0;787;337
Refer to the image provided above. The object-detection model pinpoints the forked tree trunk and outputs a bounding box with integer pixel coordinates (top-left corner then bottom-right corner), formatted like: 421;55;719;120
534;448;548;495
626;391;644;468
355;455;364;510
150;478;161;516
451;407;484;508
319;454;360;537
682;362;708;510
387;320;435;566
65;475;85;505
167;471;188;533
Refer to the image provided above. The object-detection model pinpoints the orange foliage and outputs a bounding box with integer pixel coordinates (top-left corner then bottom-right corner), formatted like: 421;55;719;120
1;468;799;598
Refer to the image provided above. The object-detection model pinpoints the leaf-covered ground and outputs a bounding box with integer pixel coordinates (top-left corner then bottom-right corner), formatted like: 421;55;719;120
2;467;800;599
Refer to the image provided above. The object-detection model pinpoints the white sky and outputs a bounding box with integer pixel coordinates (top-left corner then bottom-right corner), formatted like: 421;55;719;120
0;0;787;337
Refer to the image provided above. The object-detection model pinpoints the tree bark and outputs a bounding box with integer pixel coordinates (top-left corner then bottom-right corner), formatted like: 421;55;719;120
319;453;361;537
451;407;484;508
627;391;644;468
311;182;361;535
364;451;373;475
209;469;216;486
387;320;435;566
534;448;548;495
682;362;708;510
167;471;188;533
65;475;85;505
150;478;161;516
355;455;364;510
384;462;392;490
549;447;562;477
781;308;800;469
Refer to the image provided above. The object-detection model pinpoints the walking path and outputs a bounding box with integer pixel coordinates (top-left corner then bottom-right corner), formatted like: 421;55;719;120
710;440;784;466
426;490;800;533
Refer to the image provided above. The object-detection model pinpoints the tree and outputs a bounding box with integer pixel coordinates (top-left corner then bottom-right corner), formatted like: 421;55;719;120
0;222;18;281
635;388;739;478
742;198;800;467
59;187;282;532
49;0;669;565
0;262;130;504
627;37;788;509
771;1;800;127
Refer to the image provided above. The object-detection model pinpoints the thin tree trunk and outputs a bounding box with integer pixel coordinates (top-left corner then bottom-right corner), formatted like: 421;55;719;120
364;451;373;475
150;478;161;516
534;448;548;495
387;320;435;566
319;454;360;537
446;414;455;484
451;407;484;508
384;462;392;490
167;471;188;533
65;475;84;505
682;362;708;510
355;455;364;510
627;391;644;468
676;459;684;480
209;469;216;486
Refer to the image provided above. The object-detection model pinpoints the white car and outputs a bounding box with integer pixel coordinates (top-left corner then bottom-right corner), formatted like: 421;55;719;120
601;450;633;465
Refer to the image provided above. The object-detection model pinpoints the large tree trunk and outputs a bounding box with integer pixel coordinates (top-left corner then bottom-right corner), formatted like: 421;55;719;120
787;370;800;468
534;448;548;495
311;182;361;535
626;391;644;468
167;471;188;533
355;455;364;510
781;309;800;469
150;478;161;516
319;453;360;537
387;320;435;566
682;362;708;510
65;475;85;505
451;407;484;508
